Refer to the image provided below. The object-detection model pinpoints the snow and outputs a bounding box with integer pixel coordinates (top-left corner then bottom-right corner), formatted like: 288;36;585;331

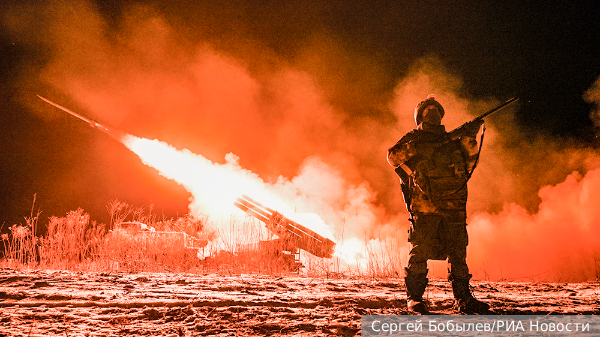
0;268;598;336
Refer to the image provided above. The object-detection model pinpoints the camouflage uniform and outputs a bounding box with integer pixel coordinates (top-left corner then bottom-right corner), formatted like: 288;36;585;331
387;95;488;314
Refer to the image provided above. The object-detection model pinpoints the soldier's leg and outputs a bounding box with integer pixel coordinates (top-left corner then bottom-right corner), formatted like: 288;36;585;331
446;222;470;279
446;221;489;313
405;246;429;314
405;214;441;314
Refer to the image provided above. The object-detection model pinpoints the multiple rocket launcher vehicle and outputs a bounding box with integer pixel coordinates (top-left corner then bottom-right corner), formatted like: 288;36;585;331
234;195;336;258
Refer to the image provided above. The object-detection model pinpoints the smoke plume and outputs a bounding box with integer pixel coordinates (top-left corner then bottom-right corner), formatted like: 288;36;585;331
584;75;600;128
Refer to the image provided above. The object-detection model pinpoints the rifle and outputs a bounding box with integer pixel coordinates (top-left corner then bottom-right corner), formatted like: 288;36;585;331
448;97;519;139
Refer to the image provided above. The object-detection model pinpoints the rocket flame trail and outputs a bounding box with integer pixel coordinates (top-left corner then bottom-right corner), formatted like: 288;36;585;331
120;135;336;240
122;135;265;216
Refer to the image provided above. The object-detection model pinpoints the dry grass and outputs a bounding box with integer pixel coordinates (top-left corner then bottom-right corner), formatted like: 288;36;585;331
0;200;208;273
2;195;40;268
40;208;105;269
1;207;106;270
365;237;408;278
1;199;407;279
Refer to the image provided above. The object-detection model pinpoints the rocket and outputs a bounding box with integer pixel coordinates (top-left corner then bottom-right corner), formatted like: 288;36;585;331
37;95;127;142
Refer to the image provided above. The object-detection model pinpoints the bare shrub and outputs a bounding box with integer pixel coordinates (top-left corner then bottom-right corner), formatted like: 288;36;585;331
106;199;133;229
38;209;106;269
5;223;36;267
1;196;40;268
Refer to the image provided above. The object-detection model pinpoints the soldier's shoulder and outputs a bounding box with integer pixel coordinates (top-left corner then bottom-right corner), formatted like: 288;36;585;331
397;129;420;144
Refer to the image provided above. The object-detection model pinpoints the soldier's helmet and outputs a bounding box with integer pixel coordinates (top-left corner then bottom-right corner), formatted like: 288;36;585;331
414;94;445;125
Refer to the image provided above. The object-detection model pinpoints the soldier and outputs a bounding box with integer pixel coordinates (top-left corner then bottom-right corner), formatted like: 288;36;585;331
387;94;490;314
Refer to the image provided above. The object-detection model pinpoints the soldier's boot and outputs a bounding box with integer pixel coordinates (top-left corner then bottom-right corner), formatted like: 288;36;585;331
405;269;429;314
450;274;490;314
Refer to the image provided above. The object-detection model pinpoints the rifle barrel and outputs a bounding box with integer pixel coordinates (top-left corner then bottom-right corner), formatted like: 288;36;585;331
478;97;519;120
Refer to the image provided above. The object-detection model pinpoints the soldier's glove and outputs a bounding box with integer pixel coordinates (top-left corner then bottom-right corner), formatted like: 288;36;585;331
462;119;484;137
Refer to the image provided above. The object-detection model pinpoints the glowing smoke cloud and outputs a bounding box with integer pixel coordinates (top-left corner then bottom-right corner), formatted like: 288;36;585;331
468;169;600;282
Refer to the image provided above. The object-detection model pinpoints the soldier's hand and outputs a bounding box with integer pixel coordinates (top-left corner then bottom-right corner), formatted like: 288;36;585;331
460;135;479;155
463;119;484;136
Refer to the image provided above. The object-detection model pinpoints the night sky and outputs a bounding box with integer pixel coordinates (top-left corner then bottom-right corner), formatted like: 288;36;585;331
1;0;599;232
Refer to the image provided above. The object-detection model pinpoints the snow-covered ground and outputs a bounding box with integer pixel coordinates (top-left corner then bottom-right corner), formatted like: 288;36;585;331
1;268;598;336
